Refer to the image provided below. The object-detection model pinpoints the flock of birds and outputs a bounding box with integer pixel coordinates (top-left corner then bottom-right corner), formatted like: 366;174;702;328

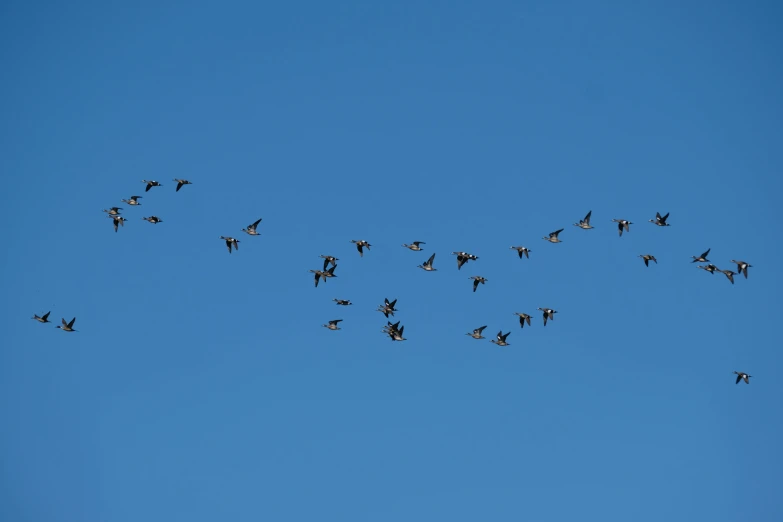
29;183;755;387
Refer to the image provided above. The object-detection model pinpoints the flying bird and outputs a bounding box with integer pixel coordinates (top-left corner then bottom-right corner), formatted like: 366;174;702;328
219;236;240;253
466;325;488;339
542;229;564;243
691;248;711;263
323;319;343;331
351;240;372;257
142;180;162;192
649;212;671;227
639;254;657;267
173;178;192;192
402;241;425;251
242;218;262;236
510;246;531;259
418;253;437;271
730;260;752;279
537;307;558;326
32;311;51;323
612;219;632;237
55;317;77;332
574;210;594;229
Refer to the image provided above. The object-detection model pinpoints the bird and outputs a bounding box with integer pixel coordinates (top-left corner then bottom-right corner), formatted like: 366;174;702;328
219;236;240;253
418;253;437;271
734;371;751;384
730;260;752;279
242;218;262;236
142;216;163;224
490;330;511;346
111;216;126;232
102;207;122;216
469;276;487;292
542;229;564;243
720;269;736;284
510;246;531;259
649;211;671;227
320;255;339;271
351;239;372;257
514;312;532;328
173;178;192;192
32;311;51;323
451;251;478;270
333;299;352;306
323;319;343;331
612;219;632;237
639;254;657;267
402;241;425;251
698;264;719;275
382;320;406;341
377;298;398;318
142;180;162;192
691;248;711;263
55;317;77;332
466;325;488;339
121;196;142;206
537;307;558;326
322;265;337;280
574;210;594;229
388;325;406;341
382;320;401;335
310;269;327;288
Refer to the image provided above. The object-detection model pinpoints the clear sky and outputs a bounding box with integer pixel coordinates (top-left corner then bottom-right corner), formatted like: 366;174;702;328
1;1;782;521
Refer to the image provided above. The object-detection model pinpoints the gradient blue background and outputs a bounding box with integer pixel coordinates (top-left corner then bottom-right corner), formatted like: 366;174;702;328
2;1;781;521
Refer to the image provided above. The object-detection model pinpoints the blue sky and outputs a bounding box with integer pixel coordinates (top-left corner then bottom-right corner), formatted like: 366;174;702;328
1;1;782;520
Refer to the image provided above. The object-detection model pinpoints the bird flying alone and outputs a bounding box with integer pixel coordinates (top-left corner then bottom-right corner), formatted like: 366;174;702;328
691;248;710;263
649;211;671;227
219;236;240;253
510;246;531;259
323;319;343;331
56;317;77;332
32;311;51;323
490;330;511;346
142;180;162;192
418;253;437;271
542;229;564;243
142;216;163;224
173;178;192;192
351;240;371;257
730;260;752;279
612;219;632;237
734;371;751;384
639;254;657;267
514;312;532;328
242;218;262;235
537;307;557;326
451;251;478;270
466;325;487;339
574;210;593;229
470;276;487;292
